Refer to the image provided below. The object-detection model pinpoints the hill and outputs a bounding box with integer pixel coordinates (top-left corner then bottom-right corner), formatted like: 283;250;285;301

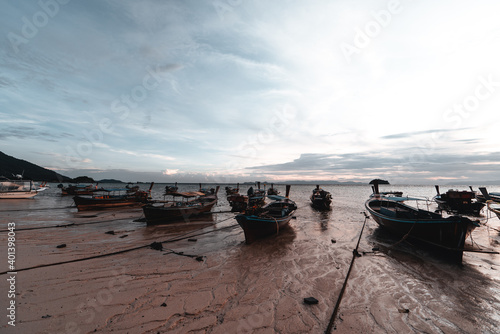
98;179;123;183
0;151;72;182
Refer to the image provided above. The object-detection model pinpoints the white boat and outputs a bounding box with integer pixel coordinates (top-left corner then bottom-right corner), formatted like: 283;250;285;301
0;179;42;199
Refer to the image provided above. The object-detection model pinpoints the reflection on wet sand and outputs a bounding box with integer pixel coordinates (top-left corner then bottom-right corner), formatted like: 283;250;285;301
142;222;215;238
346;227;500;333
312;209;332;232
239;224;296;250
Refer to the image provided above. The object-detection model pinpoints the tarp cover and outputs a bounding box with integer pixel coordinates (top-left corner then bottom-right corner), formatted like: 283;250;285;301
168;191;206;198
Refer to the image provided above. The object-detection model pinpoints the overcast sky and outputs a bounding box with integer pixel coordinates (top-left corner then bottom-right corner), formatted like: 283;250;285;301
1;0;500;184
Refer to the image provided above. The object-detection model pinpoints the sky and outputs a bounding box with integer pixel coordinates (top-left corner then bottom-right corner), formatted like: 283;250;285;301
1;0;500;184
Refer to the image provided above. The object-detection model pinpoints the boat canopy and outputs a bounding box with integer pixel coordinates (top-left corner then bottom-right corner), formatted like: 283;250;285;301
99;188;133;192
380;196;427;202
167;191;207;198
267;194;288;201
0;180;33;192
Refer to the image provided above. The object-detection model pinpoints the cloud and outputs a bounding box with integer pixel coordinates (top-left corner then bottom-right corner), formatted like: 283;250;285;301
108;149;176;161
2;0;500;183
245;151;500;184
0;126;74;142
162;169;179;175
381;128;470;140
156;64;184;73
0;76;14;88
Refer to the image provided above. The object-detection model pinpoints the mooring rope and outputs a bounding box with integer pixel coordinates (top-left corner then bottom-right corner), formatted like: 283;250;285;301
325;213;368;334
0;216;238;275
387;220;417;248
0;217;134;232
0;205;74;212
0;208;236;232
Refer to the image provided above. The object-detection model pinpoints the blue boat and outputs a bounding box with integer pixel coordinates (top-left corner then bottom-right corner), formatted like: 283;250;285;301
365;194;479;263
235;185;296;244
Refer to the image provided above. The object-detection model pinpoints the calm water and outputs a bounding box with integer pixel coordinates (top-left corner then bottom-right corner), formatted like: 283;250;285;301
1;183;500;333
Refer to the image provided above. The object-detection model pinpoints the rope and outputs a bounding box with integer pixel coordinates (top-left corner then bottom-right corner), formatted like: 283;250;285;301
0;213;140;232
260;214;280;235
0;209;236;232
387;221;417;248
325;213;368;333
381;220;498;255
0;206;74;212
0;216;237;275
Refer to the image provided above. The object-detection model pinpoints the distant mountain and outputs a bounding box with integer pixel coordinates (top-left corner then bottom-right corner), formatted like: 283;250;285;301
0;151;72;182
277;180;364;185
443;181;500;186
72;176;95;183
98;179;123;183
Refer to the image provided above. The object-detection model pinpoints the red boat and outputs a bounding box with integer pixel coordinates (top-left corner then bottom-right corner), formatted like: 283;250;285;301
433;186;484;216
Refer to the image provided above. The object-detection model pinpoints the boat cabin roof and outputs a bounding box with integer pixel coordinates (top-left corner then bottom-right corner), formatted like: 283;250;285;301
167;191;207;198
100;188;132;192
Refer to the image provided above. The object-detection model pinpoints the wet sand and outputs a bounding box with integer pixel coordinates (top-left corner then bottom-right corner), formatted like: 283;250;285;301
1;184;500;333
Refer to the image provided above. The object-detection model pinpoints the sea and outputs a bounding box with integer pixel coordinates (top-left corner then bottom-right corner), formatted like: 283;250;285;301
1;183;500;333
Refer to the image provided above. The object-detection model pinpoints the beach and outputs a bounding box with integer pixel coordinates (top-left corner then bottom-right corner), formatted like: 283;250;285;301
1;184;500;333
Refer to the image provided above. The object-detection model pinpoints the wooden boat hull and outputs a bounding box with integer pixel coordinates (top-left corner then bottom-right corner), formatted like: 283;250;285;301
310;197;332;210
227;194;248;212
0;191;38;199
73;195;147;211
476;192;500;203
0;180;39;199
310;187;332;210
143;198;216;225
235;213;294;244
366;198;478;262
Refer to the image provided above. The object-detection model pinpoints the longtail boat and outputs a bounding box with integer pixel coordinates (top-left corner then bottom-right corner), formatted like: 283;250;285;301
310;185;332;210
267;184;279;196
73;183;153;211
247;182;266;208
59;183;98;195
227;189;248;212
479;187;500;220
235;185;296;244
433;185;484;216
164;182;178;195
475;186;500;203
366;189;479;263
143;186;219;225
225;183;239;195
0;178;44;199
